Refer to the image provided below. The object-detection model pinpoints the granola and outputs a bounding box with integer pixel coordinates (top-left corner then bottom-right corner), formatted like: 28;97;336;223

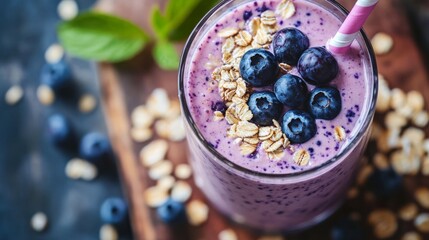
210;6;296;160
275;0;296;19
293;149;310;166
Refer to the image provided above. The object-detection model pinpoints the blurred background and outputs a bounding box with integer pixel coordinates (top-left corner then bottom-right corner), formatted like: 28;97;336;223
1;0;429;239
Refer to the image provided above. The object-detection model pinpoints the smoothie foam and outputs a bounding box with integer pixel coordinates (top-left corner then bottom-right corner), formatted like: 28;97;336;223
184;0;369;174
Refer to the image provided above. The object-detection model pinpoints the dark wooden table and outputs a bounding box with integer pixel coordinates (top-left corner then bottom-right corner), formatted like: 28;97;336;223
96;0;429;239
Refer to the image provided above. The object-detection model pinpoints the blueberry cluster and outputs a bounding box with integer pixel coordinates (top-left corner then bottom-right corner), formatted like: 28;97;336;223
47;112;112;162
239;28;342;144
43;61;112;161
42;61;130;226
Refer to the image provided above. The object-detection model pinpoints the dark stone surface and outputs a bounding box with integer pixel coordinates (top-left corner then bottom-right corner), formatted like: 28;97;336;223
403;0;429;67
0;0;131;239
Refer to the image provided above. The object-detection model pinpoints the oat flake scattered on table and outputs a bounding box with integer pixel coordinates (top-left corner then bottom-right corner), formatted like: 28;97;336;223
99;224;118;240
31;212;48;232
218;229;238;240
171;180;192;203
371;32;394;55
5;85;23;105
148;160;173;180
65;158;98;181
144;186;169;208
44;43;64;64
140;139;168;167
78;94;97;113
175;163;193;180
57;0;78;20
37;85;55;105
186;199;209;226
368;209;398;239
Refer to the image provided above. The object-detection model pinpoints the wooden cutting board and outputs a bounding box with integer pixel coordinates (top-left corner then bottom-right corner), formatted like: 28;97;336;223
96;0;429;239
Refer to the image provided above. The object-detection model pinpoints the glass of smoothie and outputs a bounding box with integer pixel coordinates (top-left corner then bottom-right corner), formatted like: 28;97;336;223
179;0;377;232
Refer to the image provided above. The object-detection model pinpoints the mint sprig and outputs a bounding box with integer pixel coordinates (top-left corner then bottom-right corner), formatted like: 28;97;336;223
57;0;219;70
153;41;180;70
58;12;149;62
155;0;220;41
149;0;218;69
150;0;201;40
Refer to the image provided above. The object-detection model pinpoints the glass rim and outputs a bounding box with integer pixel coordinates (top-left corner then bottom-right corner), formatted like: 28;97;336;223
178;0;378;179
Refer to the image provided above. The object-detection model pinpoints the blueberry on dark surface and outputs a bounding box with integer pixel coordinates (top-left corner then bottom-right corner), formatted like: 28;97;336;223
239;48;279;87
248;91;283;126
281;110;316;143
100;197;128;224
298;47;339;85
331;218;364;240
307;87;342;120
80;132;111;162
157;198;186;224
366;167;403;198
40;61;72;90
47;114;73;145
272;28;309;65
274;74;308;108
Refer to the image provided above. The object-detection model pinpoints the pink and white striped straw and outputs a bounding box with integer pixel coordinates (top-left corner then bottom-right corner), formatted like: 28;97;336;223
328;0;379;54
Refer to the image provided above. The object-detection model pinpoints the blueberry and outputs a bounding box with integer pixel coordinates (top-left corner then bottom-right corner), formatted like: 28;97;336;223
274;74;308;108
243;10;252;21
256;3;269;12
248;91;283;126
239;49;279;87
100;197;128;224
281;110;316;143
307;87;342;120
157;198;186;224
298;47;339;85
47;114;73;146
40;61;72;91
331;218;364;240
272;28;309;65
366;167;402;198
211;101;227;113
79;132;111;162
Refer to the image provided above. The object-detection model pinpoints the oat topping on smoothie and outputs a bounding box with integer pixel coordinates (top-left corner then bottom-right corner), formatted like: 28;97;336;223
210;0;343;160
185;0;369;173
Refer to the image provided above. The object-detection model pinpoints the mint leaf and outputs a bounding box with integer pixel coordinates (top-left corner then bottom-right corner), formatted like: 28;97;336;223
168;0;219;41
150;6;170;40
165;0;200;28
58;12;149;62
150;0;218;41
152;41;180;70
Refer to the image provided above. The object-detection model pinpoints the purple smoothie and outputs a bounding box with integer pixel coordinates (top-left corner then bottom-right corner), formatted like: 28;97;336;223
179;0;377;231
